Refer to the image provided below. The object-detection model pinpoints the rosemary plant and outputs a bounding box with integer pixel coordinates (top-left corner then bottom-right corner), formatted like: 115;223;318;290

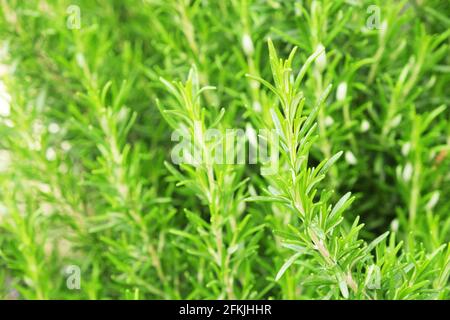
0;0;448;300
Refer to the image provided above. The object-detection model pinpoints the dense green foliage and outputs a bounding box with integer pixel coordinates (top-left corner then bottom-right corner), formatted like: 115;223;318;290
0;0;449;299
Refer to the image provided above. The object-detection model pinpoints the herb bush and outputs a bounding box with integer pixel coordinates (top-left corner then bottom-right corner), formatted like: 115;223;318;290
0;0;449;300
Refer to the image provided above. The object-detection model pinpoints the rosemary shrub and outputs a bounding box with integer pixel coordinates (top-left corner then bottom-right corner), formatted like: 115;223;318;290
0;0;448;300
